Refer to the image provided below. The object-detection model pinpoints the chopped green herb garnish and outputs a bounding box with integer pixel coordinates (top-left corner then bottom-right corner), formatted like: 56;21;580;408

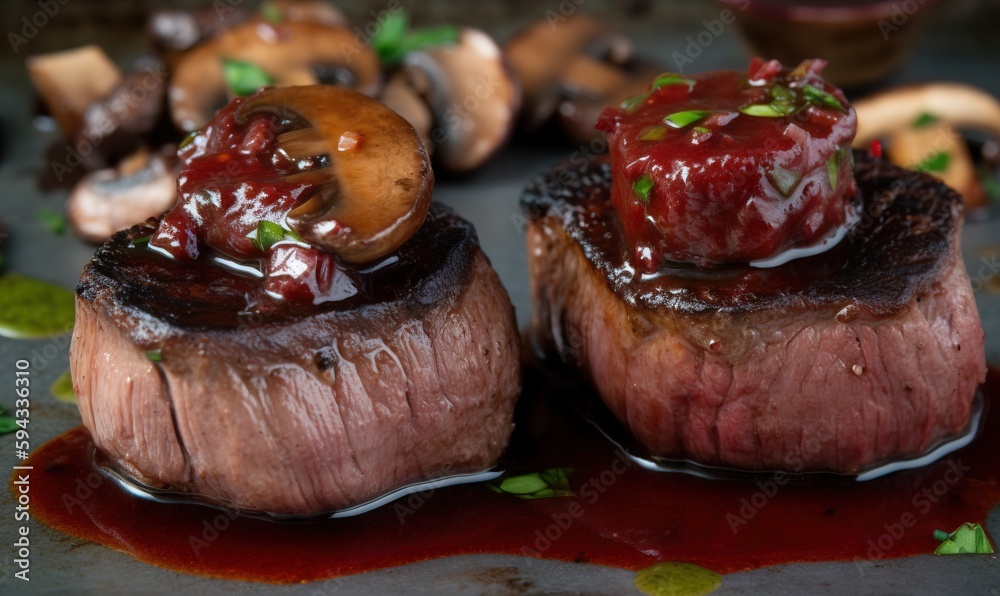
39;207;66;235
769;84;795;104
633;173;655;204
621;73;696;112
827;147;847;191
802;84;843;110
933;522;994;555
664;110;709;128
222;59;273;97
260;1;284;23
739;103;795;117
51;370;76;404
146;350;163;363
178;131;197;150
634;562;722;596
693;126;711;134
249;221;301;252
913;112;939;128
489;467;574;500
130;235;151;247
639;126;668;141
914;151;951;173
372;9;459;65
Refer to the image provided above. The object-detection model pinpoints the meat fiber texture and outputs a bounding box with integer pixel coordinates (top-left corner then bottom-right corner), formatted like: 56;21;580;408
72;221;521;515
524;156;986;474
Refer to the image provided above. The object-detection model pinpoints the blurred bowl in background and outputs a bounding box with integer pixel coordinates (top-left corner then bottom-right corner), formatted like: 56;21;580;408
719;0;940;89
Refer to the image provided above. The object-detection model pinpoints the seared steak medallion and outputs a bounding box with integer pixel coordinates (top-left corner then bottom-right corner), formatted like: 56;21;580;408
522;153;985;474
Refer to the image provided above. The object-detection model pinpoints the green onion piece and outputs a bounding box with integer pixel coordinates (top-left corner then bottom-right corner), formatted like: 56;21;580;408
621;73;695;112
912;112;939;128
664;110;709;128
634;562;722;596
178;131;197;150
914;151;951;173
933;523;994;555
39;208;66;235
146;350;163;363
130;236;151;247
633;173;655;204
740;103;793;117
693;126;711;134
802;84;843;110
260;1;284;23
767;166;803;197
769;84;795;103
827;148;847;191
650;73;696;91
639;126;668;141
222;59;273;97
488;467;574;500
250;221;301;252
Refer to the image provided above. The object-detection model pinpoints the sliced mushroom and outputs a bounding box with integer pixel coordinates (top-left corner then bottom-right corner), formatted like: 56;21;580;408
852;83;1000;146
67;148;178;244
379;72;434;154
235;86;433;263
402;28;520;173
27;45;122;135
170;22;382;132
505;15;633;130
74;59;169;171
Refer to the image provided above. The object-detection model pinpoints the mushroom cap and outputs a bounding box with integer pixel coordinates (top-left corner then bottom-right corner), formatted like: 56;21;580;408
68;150;178;244
235;86;433;264
380;72;434;154
402;28;520;173
169;21;382;132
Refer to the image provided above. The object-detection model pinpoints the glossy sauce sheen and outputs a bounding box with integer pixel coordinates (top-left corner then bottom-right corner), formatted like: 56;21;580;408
18;367;1000;584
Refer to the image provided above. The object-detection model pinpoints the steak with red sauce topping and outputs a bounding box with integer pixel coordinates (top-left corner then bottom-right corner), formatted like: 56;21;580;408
72;204;521;514
522;153;985;474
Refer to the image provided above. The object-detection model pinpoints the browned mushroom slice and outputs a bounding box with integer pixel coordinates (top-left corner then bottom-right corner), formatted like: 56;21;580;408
380;72;434;154
505;15;633;130
888;121;984;209
402;28;520;173
557;64;664;145
27;45;122;136
169;22;382;132
235;86;433;263
67;149;178;244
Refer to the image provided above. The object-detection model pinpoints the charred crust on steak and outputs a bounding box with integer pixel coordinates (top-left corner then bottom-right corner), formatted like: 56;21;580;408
521;153;962;316
77;202;478;330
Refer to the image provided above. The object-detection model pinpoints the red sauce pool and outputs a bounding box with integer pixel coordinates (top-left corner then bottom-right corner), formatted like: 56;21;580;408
15;367;1000;584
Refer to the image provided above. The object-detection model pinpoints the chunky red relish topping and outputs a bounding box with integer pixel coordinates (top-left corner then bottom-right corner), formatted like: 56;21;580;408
597;58;858;271
149;96;347;304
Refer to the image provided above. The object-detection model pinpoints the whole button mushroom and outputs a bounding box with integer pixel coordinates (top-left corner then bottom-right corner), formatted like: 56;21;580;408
399;28;521;174
169;21;382;132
